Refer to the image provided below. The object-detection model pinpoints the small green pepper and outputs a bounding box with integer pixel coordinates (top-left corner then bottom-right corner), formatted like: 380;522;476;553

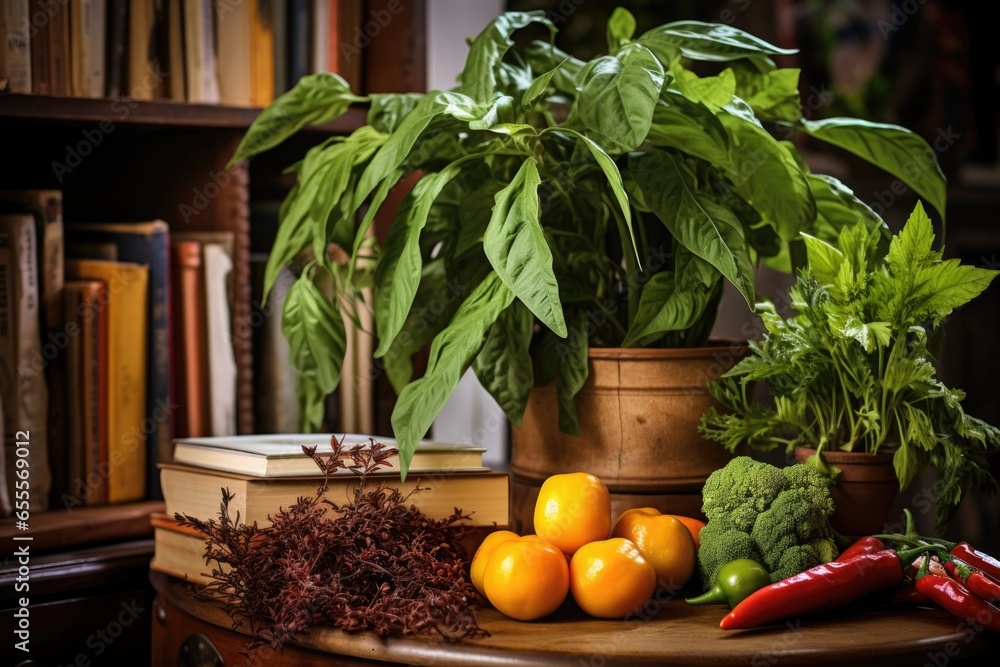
685;559;771;608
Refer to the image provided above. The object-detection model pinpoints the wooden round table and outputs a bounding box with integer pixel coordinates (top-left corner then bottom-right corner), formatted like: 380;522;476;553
150;571;997;666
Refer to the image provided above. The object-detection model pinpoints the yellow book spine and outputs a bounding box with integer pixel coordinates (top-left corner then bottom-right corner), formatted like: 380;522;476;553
66;260;149;502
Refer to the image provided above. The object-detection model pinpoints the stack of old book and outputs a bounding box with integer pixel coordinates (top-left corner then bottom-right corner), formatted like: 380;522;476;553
151;434;509;585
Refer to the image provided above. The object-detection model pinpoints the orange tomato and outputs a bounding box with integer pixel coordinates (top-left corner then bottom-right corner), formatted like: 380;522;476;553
469;530;520;596
533;472;611;556
483;537;570;621
617;508;705;548
612;508;697;587
570;537;656;618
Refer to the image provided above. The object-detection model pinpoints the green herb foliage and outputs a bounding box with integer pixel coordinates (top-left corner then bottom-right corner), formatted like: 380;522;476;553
700;205;1000;528
234;9;947;477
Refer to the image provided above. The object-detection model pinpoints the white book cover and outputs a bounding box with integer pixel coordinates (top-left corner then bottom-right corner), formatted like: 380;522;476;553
185;0;221;102
203;243;237;436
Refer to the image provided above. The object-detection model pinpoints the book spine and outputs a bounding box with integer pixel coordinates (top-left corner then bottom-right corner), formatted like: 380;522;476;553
128;0;153;100
3;0;32;93
203;244;237;436
0;216;52;512
250;0;275;107
104;0;126;97
272;0;287;97
63;285;83;502
287;0;308;85
85;0;106;97
48;0;70;95
28;0;49;94
147;227;171;498
166;0;184;100
171;241;209;437
106;264;148;503
81;282;109;505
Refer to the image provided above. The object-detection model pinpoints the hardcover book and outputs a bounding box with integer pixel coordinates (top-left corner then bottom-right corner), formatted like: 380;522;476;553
160;463;509;528
171;434;487;477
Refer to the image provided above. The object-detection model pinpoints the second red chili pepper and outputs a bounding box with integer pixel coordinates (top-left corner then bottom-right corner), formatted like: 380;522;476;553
836;536;885;562
950;543;1000;582
945;559;1000;603
915;574;1000;633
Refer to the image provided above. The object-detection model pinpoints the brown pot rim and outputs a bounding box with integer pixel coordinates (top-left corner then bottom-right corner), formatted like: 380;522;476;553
795;446;895;464
588;339;748;361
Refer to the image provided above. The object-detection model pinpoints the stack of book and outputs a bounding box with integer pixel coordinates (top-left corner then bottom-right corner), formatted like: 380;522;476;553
151;434;510;584
0;0;363;103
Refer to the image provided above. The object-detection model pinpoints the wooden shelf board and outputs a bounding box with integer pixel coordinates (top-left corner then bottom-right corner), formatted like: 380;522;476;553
0;94;367;132
0;500;164;552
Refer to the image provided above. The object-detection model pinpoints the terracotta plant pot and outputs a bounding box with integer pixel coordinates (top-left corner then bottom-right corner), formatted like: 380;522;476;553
509;343;746;533
794;447;899;537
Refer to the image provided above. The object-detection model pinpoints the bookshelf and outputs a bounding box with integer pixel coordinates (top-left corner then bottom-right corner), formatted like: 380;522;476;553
0;2;427;662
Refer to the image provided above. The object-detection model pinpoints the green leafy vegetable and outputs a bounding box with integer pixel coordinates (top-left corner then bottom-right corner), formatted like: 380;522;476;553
700;205;1000;528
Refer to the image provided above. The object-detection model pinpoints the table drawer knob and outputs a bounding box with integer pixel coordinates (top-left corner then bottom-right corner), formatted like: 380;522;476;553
180;632;223;667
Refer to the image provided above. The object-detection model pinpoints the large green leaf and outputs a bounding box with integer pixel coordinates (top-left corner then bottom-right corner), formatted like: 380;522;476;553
353;93;480;214
232;73;363;163
577;44;665;153
391;272;515;476
800;118;947;221
648;90;730;164
623;249;720;347
633;151;756;307
374;164;466;357
484;158;567;337
672;68;736;110
638;20;795;67
282;272;347;393
473;301;535;426
719;107;815;240
461;11;555;104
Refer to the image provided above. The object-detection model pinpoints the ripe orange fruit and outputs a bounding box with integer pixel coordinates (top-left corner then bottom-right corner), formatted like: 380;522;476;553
617;508;705;548
569;537;656;618
469;530;519;595
533;472;611;556
483;537;569;621
612;508;696;587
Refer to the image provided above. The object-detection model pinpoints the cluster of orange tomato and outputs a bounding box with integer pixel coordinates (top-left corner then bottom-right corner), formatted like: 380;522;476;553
471;472;704;621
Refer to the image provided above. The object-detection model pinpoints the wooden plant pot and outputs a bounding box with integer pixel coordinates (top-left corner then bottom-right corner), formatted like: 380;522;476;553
794;447;899;537
509;343;746;533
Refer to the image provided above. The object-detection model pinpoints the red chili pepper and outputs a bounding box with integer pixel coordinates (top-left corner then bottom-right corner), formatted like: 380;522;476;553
915;574;1000;633
720;548;927;630
950;543;1000;582
944;559;1000;603
836;536;885;562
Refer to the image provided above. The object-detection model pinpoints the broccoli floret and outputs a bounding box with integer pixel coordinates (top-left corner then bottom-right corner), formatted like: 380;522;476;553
697;521;762;588
702;457;787;532
771;544;824;582
751;487;836;572
696;457;840;589
782;462;835;493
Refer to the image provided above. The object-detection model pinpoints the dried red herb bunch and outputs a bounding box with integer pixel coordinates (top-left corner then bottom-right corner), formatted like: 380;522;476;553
177;435;486;658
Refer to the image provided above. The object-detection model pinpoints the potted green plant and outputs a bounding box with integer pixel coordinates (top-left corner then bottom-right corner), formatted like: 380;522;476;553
231;8;946;524
699;204;1000;534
